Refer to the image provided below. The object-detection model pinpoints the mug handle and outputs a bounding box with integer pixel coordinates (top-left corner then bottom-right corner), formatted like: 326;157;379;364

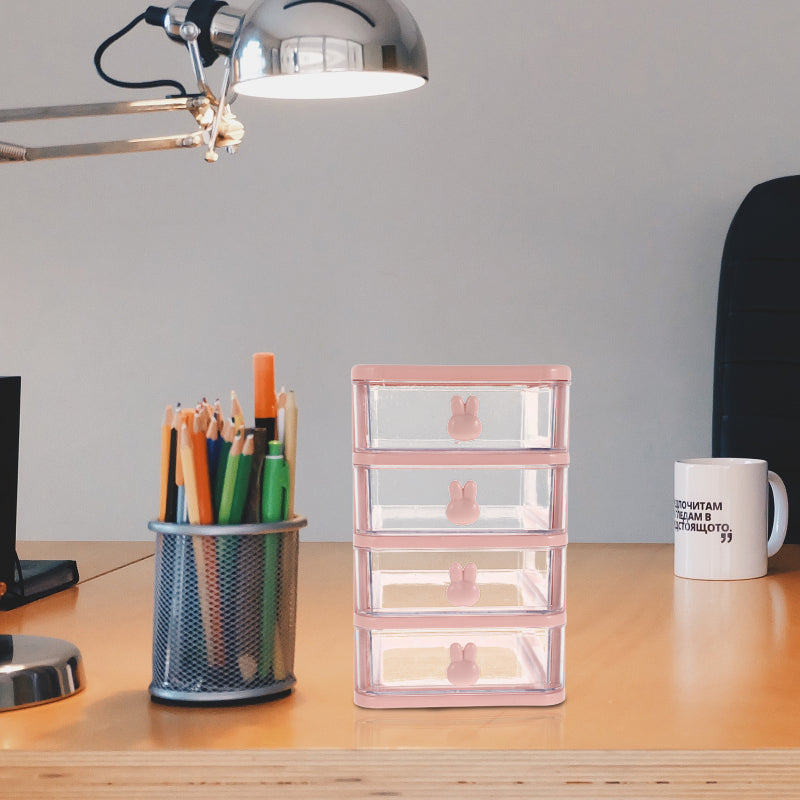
767;471;790;557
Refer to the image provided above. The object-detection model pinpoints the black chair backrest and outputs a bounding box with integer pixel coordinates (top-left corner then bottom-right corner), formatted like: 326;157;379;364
713;176;800;543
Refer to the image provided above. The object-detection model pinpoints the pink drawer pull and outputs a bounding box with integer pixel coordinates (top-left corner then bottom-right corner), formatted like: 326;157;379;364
446;643;480;687
446;480;480;525
448;395;482;442
446;562;480;606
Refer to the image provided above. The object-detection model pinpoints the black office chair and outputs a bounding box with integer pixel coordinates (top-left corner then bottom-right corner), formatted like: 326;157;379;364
712;176;800;543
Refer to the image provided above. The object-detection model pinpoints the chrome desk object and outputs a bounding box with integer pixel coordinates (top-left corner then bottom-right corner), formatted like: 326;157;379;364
0;635;85;711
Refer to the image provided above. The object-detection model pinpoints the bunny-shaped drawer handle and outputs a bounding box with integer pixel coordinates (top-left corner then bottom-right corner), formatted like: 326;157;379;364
446;642;480;687
446;480;480;525
448;395;482;442
446;562;480;606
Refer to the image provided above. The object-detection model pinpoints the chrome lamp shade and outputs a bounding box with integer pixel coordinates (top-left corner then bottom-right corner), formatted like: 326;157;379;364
231;0;428;99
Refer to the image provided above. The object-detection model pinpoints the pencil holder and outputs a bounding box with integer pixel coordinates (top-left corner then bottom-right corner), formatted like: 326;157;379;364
147;517;307;705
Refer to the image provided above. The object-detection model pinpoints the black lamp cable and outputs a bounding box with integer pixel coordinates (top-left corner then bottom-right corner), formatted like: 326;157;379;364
94;11;188;97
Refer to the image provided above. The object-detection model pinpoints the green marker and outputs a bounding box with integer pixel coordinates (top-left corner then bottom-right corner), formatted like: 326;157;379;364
259;440;289;679
261;440;290;522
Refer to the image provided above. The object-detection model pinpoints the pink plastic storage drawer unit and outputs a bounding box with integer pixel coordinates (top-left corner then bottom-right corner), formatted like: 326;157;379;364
352;365;570;709
352;365;570;452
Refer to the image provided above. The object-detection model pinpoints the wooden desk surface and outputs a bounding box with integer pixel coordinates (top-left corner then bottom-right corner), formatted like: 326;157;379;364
3;542;800;797
15;540;155;583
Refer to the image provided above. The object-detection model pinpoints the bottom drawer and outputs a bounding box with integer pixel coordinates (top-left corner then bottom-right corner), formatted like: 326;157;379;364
354;624;564;708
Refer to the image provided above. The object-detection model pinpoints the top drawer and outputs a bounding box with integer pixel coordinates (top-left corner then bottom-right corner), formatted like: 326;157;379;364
352;365;570;452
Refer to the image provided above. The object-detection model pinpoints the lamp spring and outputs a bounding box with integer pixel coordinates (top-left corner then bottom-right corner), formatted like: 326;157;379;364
0;142;26;161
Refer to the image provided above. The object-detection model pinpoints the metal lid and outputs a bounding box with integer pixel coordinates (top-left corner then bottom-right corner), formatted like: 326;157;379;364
0;635;85;711
148;515;308;538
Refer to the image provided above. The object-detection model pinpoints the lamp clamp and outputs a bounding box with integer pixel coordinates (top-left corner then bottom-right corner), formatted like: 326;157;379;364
148;1;231;68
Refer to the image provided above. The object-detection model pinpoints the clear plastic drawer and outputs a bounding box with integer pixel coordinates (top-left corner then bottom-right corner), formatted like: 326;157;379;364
354;545;565;615
353;453;568;535
352;365;570;451
354;623;565;707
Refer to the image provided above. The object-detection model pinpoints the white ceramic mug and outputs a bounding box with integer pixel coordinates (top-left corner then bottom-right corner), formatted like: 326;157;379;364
674;458;789;580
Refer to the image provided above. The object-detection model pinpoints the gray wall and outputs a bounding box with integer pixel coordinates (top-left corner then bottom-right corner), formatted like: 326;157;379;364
2;1;797;542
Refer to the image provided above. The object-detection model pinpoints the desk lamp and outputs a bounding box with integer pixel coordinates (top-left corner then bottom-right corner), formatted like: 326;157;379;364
0;0;428;164
0;0;426;709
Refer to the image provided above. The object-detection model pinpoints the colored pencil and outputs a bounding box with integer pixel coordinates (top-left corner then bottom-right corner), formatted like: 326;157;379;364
193;412;224;664
277;387;286;444
231;390;245;432
206;416;222;507
180;422;201;525
213;418;236;518
217;432;244;525
212;398;222;434
174;406;187;523
159;405;177;522
191;412;214;525
258;531;278;680
178;421;217;664
228;433;254;525
203;534;224;667
284;390;298;519
236;533;263;681
214;420;240;671
177;404;195;524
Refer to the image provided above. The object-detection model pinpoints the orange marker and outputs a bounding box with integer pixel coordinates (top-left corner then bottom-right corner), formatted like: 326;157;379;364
253;352;277;439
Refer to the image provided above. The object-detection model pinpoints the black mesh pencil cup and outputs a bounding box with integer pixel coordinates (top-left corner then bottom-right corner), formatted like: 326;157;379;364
148;517;307;705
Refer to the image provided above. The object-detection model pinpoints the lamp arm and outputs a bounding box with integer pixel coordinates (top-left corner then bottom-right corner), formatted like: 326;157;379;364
0;94;244;163
2;133;205;163
0;96;207;123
